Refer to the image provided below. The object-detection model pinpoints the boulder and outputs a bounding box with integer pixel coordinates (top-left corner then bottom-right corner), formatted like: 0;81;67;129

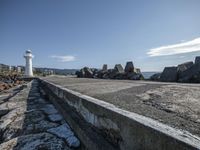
102;64;108;71
134;68;141;74
177;61;193;73
114;64;124;73
76;67;94;78
83;67;93;78
107;69;117;79
0;109;9;117
127;72;143;80
190;71;200;83
92;68;99;77
102;73;109;79
178;63;200;82
47;123;80;148
195;56;200;64
0;133;68;150
48;114;63;122
125;62;134;73
150;73;161;81
75;69;85;78
0;83;5;91
160;67;178;82
96;69;108;79
114;72;127;80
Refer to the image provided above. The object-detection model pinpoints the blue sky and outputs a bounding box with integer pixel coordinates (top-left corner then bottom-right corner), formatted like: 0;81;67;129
1;0;200;71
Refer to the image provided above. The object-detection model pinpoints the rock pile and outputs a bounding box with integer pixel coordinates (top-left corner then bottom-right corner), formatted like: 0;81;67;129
150;56;200;83
0;80;80;149
0;74;24;92
76;61;144;80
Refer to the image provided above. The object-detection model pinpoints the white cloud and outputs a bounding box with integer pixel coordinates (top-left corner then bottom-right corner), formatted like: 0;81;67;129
147;37;200;57
50;55;76;62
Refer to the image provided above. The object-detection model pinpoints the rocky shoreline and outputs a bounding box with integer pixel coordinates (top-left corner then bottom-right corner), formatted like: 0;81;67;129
0;73;24;92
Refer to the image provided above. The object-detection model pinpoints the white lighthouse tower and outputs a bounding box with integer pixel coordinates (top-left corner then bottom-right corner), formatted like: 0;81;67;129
24;49;34;77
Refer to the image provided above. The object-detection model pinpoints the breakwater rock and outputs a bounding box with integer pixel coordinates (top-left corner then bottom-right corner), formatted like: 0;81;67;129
0;80;81;149
150;56;200;83
0;74;24;92
76;61;144;80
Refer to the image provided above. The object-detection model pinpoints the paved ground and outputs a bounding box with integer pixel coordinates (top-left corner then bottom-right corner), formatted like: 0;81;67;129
44;75;200;137
0;80;82;150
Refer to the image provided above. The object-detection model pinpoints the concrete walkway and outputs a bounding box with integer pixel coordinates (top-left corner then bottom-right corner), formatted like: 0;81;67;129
43;76;200;137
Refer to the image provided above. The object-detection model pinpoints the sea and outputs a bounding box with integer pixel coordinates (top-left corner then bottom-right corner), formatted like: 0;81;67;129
142;72;160;79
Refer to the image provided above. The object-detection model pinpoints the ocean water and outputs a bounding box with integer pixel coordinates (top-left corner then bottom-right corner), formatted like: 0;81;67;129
142;72;160;79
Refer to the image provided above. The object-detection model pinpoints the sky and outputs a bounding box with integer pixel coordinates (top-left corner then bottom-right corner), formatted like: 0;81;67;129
1;0;200;71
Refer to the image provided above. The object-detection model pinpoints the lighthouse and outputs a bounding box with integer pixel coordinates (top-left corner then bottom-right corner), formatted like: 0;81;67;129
24;49;33;77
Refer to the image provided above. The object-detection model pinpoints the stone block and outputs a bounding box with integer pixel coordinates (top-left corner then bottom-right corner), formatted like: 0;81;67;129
195;56;200;64
178;63;200;82
177;61;193;73
125;61;134;73
83;67;93;78
114;64;124;73
160;67;178;82
102;64;108;71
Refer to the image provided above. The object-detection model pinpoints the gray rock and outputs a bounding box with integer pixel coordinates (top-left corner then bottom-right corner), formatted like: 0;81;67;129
0;109;9;117
125;61;134;73
150;73;161;81
107;69;117;79
114;72;126;80
75;69;85;78
102;64;108;71
127;72;143;80
190;71;200;83
33;120;59;132
76;67;94;78
2;117;24;141
96;69;108;78
83;67;93;78
134;68;141;74
41;104;58;115
0;133;69;150
25;110;45;123
102;73;109;79
47;123;80;148
177;61;193;73
0;108;26;129
114;64;124;73
178;63;200;83
48;114;63;122
195;56;200;64
91;68;98;76
160;67;178;82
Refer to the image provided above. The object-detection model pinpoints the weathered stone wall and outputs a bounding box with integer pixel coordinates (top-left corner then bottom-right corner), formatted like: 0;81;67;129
39;78;200;150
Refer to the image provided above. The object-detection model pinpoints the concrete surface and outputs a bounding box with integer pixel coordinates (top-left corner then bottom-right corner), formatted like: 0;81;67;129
40;76;200;150
43;76;200;137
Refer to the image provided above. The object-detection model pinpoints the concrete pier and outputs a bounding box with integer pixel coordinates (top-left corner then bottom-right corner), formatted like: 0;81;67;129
1;76;200;150
39;76;200;150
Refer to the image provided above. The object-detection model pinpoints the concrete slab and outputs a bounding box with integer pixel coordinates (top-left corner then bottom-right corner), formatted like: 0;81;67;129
43;76;200;137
